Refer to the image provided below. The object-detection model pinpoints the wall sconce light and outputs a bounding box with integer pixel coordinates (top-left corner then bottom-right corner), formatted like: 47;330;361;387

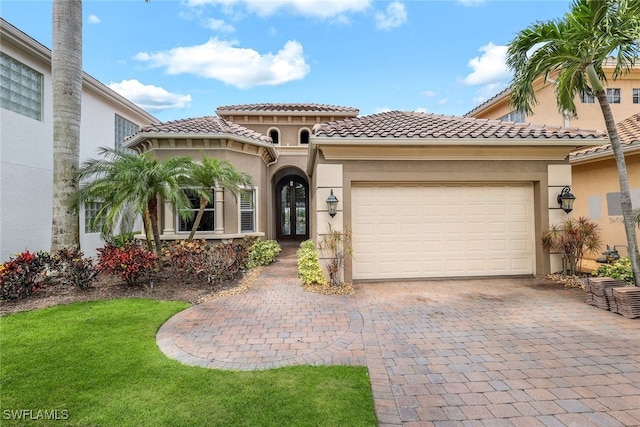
557;186;576;213
326;189;338;218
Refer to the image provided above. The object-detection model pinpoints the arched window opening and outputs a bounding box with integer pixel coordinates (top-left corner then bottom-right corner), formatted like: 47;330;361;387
300;129;310;145
269;129;279;144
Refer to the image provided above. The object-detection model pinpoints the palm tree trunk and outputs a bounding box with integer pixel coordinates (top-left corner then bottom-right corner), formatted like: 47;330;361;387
142;207;153;252
595;90;640;286
147;196;163;259
187;196;208;241
51;0;82;251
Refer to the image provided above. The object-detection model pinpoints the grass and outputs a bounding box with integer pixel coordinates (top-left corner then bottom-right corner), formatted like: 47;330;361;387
0;299;377;426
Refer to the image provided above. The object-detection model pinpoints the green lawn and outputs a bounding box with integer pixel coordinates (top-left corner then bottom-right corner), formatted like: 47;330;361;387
0;299;377;426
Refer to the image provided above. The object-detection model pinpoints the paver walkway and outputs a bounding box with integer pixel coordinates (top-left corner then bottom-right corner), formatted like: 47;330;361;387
157;245;640;426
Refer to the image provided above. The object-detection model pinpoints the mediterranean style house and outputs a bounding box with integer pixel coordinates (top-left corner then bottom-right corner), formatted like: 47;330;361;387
126;106;606;281
465;59;640;130
466;62;640;261
0;18;157;261
2;18;610;281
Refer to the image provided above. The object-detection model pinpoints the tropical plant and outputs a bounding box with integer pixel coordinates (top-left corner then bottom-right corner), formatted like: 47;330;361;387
96;243;158;286
594;257;635;285
297;240;328;287
50;0;82;251
506;0;640;285
318;225;353;287
185;155;252;241
542;217;602;276
0;251;51;300
77;147;194;258
247;240;281;268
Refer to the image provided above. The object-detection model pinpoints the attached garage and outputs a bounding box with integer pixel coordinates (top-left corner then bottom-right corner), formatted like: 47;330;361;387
308;111;607;282
351;183;534;280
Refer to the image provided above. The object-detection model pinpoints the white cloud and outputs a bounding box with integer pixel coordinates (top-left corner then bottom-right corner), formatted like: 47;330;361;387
108;79;192;112
206;18;235;32
187;0;371;19
462;42;510;86
134;38;310;89
414;107;428;113
375;2;407;30
437;98;448;105
471;81;510;105
88;15;101;24
421;90;437;97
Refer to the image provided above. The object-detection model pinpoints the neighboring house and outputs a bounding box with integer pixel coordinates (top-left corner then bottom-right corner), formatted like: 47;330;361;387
569;113;640;259
466;61;640;261
127;107;605;282
465;59;640;130
0;18;157;261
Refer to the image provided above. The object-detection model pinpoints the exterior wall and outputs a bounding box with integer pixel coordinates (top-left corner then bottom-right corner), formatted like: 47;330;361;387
311;151;564;282
471;69;640;130
149;146;270;240
1;42;53;262
1;21;156;261
571;153;640;260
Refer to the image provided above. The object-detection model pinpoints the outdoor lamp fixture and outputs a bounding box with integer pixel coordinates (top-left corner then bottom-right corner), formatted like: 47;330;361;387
557;186;576;214
326;189;339;218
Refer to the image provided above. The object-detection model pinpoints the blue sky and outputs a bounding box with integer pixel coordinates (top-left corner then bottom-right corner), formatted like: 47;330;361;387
2;0;571;122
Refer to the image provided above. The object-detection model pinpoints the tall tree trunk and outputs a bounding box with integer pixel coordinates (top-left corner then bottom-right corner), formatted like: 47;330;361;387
147;196;163;260
187;196;208;241
142;207;153;252
595;90;640;286
51;0;82;251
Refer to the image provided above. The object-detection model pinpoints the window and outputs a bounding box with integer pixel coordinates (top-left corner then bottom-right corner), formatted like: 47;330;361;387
607;88;621;104
115;114;139;151
633;88;640;104
240;189;255;233
580;90;595;104
84;201;104;234
299;129;310;145
269;128;280;144
0;52;43;120
178;189;214;232
498;110;525;123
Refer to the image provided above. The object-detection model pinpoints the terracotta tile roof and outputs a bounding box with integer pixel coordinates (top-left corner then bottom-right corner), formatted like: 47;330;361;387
570;113;640;159
313;111;605;140
136;116;271;143
216;103;359;115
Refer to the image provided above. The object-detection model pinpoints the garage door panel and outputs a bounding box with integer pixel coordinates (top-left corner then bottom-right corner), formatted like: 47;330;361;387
352;184;534;280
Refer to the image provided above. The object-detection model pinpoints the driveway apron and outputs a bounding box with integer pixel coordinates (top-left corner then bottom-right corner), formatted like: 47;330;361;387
157;247;640;426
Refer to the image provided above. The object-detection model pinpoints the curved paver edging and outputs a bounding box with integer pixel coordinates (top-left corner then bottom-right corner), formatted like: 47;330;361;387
156;246;366;370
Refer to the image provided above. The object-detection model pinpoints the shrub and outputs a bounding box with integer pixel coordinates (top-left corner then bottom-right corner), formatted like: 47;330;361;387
247;240;281;268
0;250;51;300
50;247;97;290
164;240;209;279
297;240;328;287
542;217;601;276
97;243;158;286
594;257;634;285
201;243;241;285
106;231;138;248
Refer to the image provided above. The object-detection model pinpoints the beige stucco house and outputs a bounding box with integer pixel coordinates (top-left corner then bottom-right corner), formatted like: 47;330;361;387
126;104;606;282
466;62;640;261
569;113;640;259
465;60;640;130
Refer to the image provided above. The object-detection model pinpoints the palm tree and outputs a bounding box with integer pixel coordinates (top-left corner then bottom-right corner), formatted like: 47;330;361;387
77;147;194;257
506;0;640;286
51;0;82;251
186;156;252;241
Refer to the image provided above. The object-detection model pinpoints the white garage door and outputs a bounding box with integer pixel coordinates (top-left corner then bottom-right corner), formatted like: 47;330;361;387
352;184;534;280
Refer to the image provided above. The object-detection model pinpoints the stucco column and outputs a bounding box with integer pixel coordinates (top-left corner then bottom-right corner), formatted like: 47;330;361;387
162;200;174;234
215;187;224;234
548;165;573;273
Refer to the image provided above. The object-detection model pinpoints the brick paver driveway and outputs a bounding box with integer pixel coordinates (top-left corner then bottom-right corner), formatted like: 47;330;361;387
157;246;640;426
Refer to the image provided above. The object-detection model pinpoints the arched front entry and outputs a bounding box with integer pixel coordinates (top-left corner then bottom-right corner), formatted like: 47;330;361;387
275;175;309;240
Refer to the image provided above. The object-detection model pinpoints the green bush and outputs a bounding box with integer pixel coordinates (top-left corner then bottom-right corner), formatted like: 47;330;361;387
107;231;138;248
50;247;97;290
297;240;328;286
594;257;634;285
247;240;281;268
